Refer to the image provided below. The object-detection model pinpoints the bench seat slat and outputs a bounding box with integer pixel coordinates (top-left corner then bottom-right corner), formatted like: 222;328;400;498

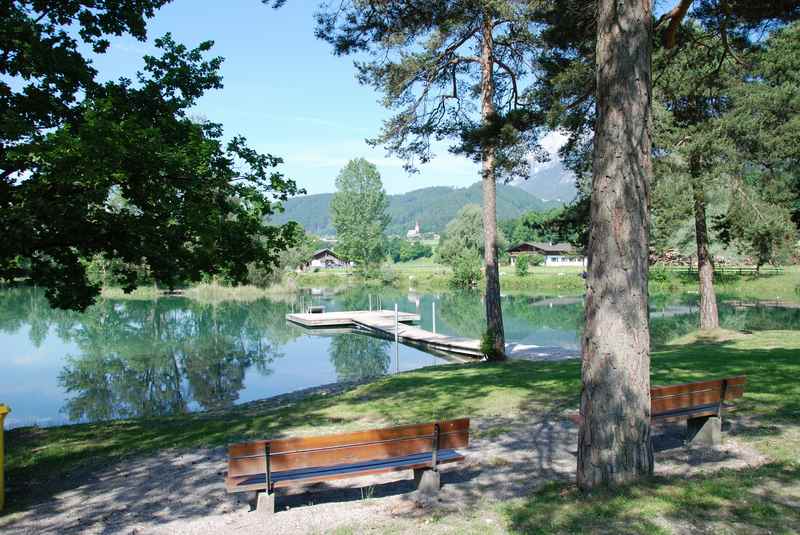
651;376;746;398
226;449;464;492
652;390;726;414
651;384;745;403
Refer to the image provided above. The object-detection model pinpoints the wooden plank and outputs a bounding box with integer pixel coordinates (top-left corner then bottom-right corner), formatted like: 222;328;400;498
271;418;468;454
651;377;746;417
652;403;737;423
723;384;746;400
652;390;723;414
651;376;745;398
285;309;487;357
229;418;469;458
229;440;269;459
229;429;469;476
285;310;420;328
228;419;469;478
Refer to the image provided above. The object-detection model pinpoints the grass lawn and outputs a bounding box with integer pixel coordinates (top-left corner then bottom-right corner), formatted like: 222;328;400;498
4;330;800;532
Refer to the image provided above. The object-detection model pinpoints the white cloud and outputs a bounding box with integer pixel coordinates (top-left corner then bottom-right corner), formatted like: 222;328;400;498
264;137;481;194
539;130;569;156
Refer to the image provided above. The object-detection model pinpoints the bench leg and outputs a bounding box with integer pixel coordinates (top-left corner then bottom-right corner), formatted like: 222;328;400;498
413;468;440;496
256;490;275;515
686;416;721;447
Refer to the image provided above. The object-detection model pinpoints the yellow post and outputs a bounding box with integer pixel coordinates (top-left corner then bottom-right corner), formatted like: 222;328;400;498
0;404;9;512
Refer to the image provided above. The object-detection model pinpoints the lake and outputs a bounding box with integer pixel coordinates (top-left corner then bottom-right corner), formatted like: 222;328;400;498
2;286;799;428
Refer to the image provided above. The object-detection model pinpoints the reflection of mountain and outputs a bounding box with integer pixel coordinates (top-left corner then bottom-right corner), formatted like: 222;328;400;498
329;334;390;381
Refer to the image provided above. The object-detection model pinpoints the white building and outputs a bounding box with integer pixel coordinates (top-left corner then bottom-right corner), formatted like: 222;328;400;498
507;242;587;267
406;220;421;239
300;248;351;270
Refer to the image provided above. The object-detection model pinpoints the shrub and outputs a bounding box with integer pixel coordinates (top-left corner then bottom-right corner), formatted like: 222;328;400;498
515;255;529;277
480;330;504;360
449;253;482;289
246;262;284;288
529;254;545;267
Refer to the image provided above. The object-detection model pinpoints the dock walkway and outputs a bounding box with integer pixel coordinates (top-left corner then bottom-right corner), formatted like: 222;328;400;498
286;310;579;361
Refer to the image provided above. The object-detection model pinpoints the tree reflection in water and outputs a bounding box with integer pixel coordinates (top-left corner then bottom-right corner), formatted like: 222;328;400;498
54;296;295;421
328;334;391;382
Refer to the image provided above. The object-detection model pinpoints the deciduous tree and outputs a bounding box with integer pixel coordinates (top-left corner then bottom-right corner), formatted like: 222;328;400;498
1;3;302;310
330;158;391;272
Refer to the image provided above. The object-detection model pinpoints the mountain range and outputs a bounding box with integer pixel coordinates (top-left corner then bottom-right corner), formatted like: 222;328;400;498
271;182;564;236
512;157;578;202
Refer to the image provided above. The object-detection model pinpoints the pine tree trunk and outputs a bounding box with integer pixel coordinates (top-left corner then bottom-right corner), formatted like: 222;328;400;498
578;0;654;489
691;169;720;330
480;15;505;361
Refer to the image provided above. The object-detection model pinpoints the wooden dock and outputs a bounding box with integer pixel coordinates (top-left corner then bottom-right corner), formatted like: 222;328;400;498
286;310;420;328
286;309;580;362
286;309;485;357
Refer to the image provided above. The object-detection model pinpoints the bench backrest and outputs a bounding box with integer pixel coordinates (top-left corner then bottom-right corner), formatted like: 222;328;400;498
228;418;469;479
651;376;746;416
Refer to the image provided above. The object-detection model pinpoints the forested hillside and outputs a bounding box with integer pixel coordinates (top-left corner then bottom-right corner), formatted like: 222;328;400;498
272;182;561;235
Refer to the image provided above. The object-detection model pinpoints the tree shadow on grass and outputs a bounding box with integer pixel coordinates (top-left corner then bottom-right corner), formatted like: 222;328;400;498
501;463;800;535
2;394;358;516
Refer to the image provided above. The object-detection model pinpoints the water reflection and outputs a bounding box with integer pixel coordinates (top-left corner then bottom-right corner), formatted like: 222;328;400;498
2;286;799;427
0;289;302;423
329;335;391;382
58;298;292;421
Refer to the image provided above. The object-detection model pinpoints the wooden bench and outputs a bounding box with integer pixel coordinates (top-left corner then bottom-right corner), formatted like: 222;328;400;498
225;418;470;514
570;376;747;446
651;376;746;445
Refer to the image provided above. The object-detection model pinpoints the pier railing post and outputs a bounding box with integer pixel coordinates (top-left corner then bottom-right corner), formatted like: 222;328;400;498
432;301;436;334
395;304;399;373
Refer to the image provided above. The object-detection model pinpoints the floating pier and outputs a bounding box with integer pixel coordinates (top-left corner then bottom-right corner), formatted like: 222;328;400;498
287;309;483;357
286;309;580;362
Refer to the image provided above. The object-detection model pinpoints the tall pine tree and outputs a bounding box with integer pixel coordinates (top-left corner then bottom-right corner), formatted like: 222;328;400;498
309;1;550;360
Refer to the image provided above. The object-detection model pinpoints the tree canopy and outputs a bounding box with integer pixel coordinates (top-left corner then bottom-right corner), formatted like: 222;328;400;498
330;158;391;271
1;4;302;310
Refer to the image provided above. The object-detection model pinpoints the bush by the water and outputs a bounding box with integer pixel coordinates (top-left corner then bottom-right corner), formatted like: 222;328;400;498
386;237;433;263
480;329;504;360
449;253;483;289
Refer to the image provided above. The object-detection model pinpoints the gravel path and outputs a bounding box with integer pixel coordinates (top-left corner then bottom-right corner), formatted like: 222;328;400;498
1;415;766;535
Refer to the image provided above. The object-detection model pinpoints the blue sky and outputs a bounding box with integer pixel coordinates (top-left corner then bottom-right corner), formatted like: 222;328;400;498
85;1;492;195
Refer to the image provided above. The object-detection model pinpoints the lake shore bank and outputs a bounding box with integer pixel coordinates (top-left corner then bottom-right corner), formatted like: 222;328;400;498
90;264;800;304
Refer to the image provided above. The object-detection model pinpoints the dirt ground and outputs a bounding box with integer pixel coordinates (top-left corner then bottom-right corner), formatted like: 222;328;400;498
0;415;766;535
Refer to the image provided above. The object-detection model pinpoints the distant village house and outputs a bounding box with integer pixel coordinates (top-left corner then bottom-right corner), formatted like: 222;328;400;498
406;220;421;239
299;248;351;271
507;242;587;268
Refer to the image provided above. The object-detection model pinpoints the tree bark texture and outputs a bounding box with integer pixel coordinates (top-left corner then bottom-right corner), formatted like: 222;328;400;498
578;0;654;489
480;15;505;360
690;162;720;330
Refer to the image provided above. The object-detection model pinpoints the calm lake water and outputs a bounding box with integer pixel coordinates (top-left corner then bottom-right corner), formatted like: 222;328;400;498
2;286;799;428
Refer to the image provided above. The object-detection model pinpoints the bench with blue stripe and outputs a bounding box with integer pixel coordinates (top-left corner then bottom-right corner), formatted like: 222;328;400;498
225;418;470;514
